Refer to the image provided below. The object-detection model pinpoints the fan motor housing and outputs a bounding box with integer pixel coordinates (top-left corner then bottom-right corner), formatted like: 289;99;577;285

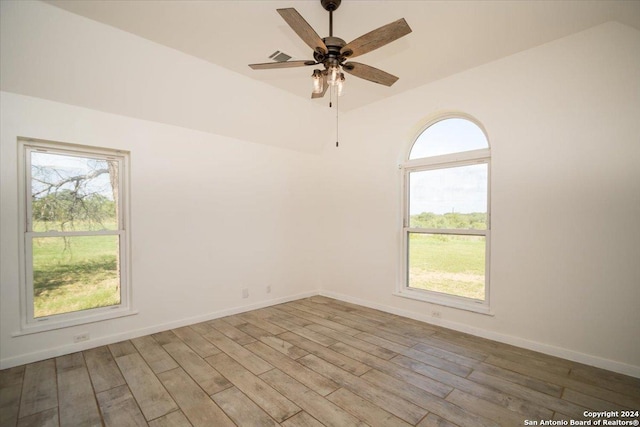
323;36;346;50
314;36;347;65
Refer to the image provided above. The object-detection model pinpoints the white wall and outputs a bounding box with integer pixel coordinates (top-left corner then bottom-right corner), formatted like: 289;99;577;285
0;0;330;368
319;22;640;376
0;92;323;367
0;0;332;153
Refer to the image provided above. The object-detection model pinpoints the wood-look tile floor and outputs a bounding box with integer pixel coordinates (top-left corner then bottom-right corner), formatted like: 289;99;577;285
1;296;639;427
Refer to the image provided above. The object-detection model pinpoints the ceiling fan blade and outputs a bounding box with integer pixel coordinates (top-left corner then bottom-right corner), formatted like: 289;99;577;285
341;18;411;58
343;62;399;86
249;60;316;70
311;74;328;99
277;8;328;54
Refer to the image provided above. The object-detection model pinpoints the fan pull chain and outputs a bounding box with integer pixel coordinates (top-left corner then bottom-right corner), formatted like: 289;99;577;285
329;84;333;108
327;85;339;147
336;86;339;147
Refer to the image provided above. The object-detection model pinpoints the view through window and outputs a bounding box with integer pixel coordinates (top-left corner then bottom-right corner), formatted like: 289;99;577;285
402;117;490;310
21;140;129;326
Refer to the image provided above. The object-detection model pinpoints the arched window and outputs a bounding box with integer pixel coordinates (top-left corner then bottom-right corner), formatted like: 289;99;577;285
399;115;491;313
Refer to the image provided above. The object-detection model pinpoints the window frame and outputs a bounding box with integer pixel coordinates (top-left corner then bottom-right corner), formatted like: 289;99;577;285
396;116;492;314
16;138;135;334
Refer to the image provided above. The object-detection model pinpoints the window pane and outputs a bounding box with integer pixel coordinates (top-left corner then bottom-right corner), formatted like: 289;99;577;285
32;235;121;318
31;151;118;232
408;233;485;300
409;118;488;159
409;163;487;229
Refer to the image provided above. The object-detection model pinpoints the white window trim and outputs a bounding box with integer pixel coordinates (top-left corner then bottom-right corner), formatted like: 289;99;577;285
16;138;135;335
396;116;492;315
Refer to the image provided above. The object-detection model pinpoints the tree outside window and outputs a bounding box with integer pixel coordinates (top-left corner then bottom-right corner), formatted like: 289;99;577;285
20;140;131;327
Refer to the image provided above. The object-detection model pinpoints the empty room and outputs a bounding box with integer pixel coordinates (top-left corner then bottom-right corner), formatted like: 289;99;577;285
1;1;639;426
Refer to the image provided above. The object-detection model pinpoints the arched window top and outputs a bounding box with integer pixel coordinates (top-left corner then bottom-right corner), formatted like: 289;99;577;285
409;117;489;160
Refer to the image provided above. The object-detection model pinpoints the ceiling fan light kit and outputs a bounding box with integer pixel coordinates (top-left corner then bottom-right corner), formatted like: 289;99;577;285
249;0;412;100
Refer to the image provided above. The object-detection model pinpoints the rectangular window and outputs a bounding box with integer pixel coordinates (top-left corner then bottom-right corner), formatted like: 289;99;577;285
19;139;133;332
400;160;491;313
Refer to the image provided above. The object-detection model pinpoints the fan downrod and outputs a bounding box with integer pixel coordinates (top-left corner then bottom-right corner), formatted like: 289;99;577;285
321;0;341;12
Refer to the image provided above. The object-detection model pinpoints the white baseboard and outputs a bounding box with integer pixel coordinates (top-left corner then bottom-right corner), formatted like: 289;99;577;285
4;288;639;379
319;290;640;379
0;291;318;369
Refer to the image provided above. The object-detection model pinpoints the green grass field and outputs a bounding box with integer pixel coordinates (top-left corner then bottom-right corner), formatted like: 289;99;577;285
32;235;120;318
408;233;485;300
30;219;484;317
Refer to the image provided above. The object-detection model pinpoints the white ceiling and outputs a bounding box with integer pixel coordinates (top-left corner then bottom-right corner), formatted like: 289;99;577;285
45;0;640;112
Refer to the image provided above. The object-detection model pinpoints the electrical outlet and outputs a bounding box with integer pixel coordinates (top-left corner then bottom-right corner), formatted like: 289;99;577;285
266;285;271;294
73;333;90;343
242;288;249;298
431;311;441;319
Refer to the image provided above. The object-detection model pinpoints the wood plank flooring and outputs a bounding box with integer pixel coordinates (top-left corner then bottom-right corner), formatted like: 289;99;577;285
1;296;638;427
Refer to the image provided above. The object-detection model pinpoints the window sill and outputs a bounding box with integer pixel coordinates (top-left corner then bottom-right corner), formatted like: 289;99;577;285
12;307;138;336
393;288;493;315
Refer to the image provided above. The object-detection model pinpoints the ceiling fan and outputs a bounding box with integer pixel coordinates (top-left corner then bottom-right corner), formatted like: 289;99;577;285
249;0;412;99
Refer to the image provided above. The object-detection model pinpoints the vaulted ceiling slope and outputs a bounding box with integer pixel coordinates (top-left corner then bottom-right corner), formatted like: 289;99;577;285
3;1;639;153
0;1;333;153
45;0;640;111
